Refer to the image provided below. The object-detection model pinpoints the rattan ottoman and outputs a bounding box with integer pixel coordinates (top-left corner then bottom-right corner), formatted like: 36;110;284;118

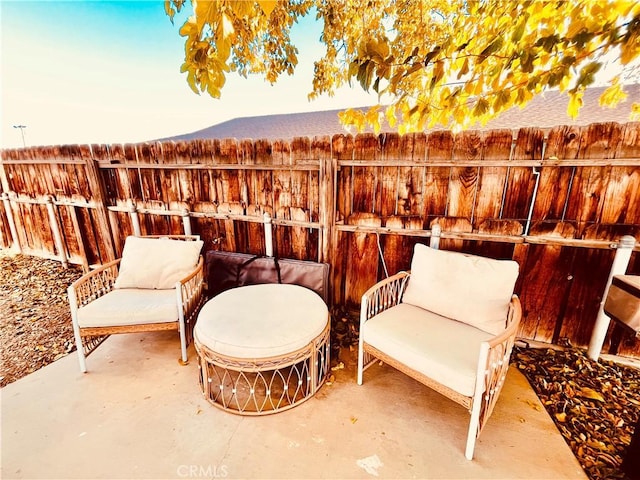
194;284;330;415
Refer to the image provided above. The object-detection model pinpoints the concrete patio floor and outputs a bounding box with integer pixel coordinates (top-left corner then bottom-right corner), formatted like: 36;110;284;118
2;331;587;480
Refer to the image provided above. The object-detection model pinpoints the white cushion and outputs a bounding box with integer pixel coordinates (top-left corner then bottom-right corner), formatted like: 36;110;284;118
402;243;519;335
114;236;203;290
77;289;178;328
194;284;328;358
362;303;493;397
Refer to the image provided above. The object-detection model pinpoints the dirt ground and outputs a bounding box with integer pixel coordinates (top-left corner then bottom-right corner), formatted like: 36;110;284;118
0;250;82;387
1;250;638;480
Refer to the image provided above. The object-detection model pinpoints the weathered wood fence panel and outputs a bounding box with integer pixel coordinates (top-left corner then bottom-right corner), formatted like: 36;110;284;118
2;122;640;358
88;138;324;263
0;190;12;249
0;145;115;268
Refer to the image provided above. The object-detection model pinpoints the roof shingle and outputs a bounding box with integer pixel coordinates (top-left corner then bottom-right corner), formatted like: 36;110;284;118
161;84;640;142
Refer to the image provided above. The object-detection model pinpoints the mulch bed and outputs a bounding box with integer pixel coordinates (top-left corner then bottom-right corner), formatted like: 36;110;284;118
513;346;639;480
0;251;82;387
1;251;639;480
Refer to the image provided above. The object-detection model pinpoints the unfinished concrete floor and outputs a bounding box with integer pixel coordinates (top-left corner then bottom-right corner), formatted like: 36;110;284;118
2;331;587;479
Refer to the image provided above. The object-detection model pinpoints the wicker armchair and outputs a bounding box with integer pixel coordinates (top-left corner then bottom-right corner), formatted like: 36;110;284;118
68;235;205;372
357;244;522;460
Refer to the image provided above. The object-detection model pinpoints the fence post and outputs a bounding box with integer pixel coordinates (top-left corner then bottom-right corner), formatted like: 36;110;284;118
45;195;68;267
430;223;442;250
82;154;116;262
128;200;141;236
587;235;636;360
181;208;192;236
318;150;335;264
1;192;21;252
263;212;273;257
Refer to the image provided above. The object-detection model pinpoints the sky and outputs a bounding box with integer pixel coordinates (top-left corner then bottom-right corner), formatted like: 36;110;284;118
0;0;379;149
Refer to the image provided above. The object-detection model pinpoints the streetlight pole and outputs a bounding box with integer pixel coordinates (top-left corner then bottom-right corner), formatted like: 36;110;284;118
13;125;26;147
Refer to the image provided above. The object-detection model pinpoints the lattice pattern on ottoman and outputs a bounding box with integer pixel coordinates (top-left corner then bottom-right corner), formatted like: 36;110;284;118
195;322;330;415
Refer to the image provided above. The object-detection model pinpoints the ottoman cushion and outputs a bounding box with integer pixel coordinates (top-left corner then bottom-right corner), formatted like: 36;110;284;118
194;284;328;358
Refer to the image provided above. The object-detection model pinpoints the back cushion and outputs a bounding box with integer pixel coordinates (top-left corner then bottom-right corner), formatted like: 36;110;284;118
114;236;203;290
401;243;519;335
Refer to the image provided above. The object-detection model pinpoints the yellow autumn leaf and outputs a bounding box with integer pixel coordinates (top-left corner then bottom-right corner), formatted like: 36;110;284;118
599;78;628;108
217;37;232;62
164;0;175;22
194;0;218;35
620;29;640;65
257;1;277;18
385;105;397;128
578;387;605;402
220;13;234;39
567;91;583;119
178;17;197;38
365;107;381;130
452;109;464;127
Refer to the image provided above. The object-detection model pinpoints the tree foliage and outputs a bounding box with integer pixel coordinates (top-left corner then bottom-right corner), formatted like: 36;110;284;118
166;0;640;133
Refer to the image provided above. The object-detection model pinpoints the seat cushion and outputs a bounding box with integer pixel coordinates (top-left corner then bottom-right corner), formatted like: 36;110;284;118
77;289;178;328
362;303;493;397
194;284;328;358
114;236;203;290
402;243;519;335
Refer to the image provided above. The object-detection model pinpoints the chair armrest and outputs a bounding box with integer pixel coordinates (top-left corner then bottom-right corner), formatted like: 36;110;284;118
68;259;121;310
485;295;522;350
360;271;411;325
473;295;522;433
177;256;205;339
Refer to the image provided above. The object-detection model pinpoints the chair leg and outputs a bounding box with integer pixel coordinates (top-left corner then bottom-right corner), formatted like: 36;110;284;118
176;286;188;365
70;315;87;372
357;340;364;385
465;418;479;460
68;287;87;373
74;330;87;373
465;394;483;460
178;321;188;365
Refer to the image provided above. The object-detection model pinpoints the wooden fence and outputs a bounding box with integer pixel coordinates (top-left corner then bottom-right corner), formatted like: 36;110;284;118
2;122;640;357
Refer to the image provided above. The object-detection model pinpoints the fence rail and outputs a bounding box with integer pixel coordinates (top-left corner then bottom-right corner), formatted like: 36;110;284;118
2;122;640;357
